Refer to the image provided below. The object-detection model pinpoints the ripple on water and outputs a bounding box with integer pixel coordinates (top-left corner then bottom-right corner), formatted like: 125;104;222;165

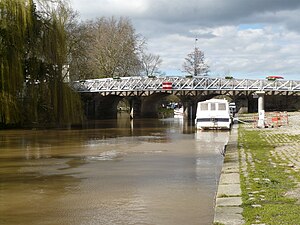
85;150;121;161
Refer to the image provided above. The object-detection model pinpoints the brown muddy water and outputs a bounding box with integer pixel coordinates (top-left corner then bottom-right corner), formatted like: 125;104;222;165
0;116;229;225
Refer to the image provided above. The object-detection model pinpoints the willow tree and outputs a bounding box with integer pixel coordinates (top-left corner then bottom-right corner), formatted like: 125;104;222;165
0;0;34;125
24;0;83;126
0;0;83;127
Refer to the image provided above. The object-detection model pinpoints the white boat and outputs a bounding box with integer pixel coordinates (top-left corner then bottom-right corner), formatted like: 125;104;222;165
173;107;183;116
195;99;232;130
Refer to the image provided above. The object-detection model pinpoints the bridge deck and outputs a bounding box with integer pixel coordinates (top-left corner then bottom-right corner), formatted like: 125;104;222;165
71;76;300;94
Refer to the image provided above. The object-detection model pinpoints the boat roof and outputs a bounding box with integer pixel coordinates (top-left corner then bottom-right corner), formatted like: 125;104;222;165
199;99;229;104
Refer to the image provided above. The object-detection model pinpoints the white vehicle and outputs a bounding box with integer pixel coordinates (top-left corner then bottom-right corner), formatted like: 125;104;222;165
173;107;183;116
229;102;236;116
195;99;232;130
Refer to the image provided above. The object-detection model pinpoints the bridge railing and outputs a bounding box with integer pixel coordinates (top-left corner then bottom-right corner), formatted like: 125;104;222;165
71;76;300;93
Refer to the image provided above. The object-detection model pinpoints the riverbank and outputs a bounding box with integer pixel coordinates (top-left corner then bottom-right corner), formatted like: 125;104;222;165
214;112;300;225
213;123;244;225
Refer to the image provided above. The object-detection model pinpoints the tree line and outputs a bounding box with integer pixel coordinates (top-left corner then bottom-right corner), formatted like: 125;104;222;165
69;16;163;79
0;0;163;128
0;0;209;128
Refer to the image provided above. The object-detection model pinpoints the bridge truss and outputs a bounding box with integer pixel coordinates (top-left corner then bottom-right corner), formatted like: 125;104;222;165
71;76;300;95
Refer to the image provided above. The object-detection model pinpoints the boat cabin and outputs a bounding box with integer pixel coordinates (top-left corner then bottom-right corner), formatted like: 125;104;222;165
195;99;232;130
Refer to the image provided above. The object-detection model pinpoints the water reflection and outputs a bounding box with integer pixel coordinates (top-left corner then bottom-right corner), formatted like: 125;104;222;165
0;116;228;225
194;131;229;188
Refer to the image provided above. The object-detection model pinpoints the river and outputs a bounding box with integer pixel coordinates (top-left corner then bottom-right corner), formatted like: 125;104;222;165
0;116;229;225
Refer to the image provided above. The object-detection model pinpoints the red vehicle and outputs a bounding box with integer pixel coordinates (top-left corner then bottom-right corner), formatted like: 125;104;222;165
266;75;284;80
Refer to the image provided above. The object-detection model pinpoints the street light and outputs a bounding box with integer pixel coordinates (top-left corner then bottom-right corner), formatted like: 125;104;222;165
194;38;198;76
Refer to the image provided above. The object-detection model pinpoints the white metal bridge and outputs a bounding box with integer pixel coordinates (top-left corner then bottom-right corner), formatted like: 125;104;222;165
71;76;300;94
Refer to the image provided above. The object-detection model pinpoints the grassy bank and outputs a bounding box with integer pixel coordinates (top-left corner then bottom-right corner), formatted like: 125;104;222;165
239;125;300;224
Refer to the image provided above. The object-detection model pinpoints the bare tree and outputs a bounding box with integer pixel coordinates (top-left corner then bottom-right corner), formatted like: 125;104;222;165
67;20;94;80
141;52;162;77
85;17;145;78
182;47;209;76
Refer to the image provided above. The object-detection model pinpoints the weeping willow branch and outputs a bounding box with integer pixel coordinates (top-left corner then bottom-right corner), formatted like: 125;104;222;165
0;0;83;127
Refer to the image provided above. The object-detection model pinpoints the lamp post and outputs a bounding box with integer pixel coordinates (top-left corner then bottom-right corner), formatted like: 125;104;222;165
194;38;198;76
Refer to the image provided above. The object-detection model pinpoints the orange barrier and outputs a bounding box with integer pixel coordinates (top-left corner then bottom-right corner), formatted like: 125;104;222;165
253;111;289;128
266;111;289;127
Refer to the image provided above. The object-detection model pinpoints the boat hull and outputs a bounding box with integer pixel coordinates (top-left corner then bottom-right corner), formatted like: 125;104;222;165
195;117;232;130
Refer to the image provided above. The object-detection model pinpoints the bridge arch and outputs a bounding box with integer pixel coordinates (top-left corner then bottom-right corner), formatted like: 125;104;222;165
140;93;171;118
82;94;123;120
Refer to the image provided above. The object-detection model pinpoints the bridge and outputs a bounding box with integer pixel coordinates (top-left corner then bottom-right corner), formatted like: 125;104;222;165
72;76;300;93
71;76;300;119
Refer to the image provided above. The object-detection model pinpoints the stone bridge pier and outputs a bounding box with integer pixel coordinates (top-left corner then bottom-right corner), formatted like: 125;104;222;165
180;97;198;120
182;101;196;120
129;97;141;119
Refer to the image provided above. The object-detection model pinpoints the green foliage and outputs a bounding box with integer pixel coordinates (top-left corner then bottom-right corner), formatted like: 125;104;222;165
0;92;20;125
0;0;83;128
0;0;30;125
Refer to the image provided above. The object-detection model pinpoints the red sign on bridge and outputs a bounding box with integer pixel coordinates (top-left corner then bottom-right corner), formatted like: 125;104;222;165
162;82;172;90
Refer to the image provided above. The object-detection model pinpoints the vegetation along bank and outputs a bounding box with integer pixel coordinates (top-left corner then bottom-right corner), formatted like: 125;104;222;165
215;112;300;225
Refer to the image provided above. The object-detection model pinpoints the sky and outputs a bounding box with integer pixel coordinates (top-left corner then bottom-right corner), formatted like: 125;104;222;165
69;0;300;80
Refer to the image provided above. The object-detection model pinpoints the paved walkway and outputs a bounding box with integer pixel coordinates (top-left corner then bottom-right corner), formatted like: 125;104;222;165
213;124;244;225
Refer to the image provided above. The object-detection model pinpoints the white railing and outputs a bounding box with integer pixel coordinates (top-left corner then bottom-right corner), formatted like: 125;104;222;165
71;76;300;93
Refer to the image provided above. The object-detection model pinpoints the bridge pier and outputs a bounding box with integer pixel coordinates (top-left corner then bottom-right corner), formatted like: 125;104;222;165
129;98;142;119
182;100;197;120
256;91;265;128
82;94;96;120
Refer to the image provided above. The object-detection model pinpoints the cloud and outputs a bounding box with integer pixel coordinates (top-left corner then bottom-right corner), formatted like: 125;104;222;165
147;25;300;79
71;0;300;27
71;0;149;19
145;0;300;25
70;0;300;79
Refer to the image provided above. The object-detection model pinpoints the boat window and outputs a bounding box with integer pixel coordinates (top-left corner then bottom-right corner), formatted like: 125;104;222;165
210;103;216;111
218;103;226;110
201;103;208;110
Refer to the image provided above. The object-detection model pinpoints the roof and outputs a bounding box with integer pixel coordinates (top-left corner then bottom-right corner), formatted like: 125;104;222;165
199;99;229;103
266;75;284;79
